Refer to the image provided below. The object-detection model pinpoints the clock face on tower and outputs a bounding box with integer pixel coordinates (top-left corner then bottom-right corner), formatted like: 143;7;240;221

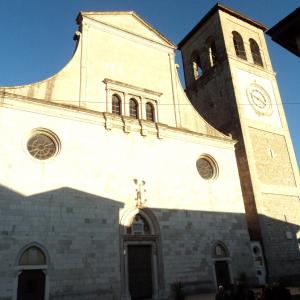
246;83;273;116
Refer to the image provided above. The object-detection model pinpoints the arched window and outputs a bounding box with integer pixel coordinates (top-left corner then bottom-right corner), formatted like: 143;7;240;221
126;213;151;235
232;31;247;60
19;246;46;266
191;51;203;79
206;37;218;67
146;102;155;122
249;38;263;67
112;94;122;115
214;243;229;258
129;98;139;119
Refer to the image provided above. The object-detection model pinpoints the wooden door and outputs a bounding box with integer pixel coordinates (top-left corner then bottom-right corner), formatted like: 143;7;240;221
17;270;45;300
215;260;231;289
128;245;152;300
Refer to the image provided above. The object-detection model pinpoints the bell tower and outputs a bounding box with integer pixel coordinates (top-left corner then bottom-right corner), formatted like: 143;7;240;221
179;4;300;284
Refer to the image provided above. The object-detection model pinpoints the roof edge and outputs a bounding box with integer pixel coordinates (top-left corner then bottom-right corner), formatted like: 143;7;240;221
178;3;267;49
76;11;176;49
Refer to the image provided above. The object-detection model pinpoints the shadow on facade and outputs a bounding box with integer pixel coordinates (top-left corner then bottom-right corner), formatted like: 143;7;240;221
0;184;299;300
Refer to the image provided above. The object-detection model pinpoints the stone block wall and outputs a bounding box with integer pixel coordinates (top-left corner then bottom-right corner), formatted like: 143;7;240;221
157;209;255;293
179;5;300;284
0;96;255;298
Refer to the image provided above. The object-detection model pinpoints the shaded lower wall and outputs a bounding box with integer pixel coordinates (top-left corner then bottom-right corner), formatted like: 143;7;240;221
259;213;300;285
0;185;299;300
156;208;255;294
0;186;123;300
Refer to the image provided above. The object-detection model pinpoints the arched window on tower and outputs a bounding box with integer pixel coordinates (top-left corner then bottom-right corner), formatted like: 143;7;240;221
129;98;139;119
206;37;218;67
232;31;247;60
191;51;203;79
112;94;122;115
249;38;263;67
146;102;155;122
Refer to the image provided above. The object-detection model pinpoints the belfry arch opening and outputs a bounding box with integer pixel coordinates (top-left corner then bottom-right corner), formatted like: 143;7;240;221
232;31;247;60
191;51;203;79
249;38;263;67
206;36;218;67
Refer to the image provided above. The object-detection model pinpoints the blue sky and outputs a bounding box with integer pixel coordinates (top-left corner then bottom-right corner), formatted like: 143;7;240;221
0;0;299;166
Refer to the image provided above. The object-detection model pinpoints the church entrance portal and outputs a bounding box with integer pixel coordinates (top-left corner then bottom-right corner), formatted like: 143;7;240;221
212;243;231;289
17;270;45;300
128;245;153;300
14;244;48;300
120;208;164;299
214;261;231;289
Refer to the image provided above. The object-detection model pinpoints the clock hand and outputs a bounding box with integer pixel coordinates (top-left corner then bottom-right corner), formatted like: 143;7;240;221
252;94;265;107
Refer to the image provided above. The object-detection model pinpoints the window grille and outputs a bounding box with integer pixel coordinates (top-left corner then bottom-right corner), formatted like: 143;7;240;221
232;31;247;60
146;102;155;121
250;39;263;67
112;94;121;115
129;98;139;119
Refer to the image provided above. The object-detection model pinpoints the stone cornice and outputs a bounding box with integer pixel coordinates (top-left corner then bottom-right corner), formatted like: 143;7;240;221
0;91;235;149
103;78;162;99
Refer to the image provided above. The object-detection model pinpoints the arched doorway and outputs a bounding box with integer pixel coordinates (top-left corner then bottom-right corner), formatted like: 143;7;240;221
120;208;164;300
212;242;232;289
15;244;49;300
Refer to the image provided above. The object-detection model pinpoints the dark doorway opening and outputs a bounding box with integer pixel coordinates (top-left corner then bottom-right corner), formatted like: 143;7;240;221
128;245;153;300
215;260;231;289
17;270;45;300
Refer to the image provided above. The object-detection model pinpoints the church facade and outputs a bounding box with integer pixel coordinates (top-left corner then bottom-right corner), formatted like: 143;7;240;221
0;4;299;300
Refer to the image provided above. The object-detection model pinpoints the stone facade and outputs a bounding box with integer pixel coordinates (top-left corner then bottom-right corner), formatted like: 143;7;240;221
0;4;299;300
0;93;254;299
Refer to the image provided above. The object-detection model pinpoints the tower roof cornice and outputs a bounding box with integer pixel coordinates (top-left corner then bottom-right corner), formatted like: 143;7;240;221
178;3;267;49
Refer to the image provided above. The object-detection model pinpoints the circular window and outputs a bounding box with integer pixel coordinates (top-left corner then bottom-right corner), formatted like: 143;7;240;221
27;130;59;160
196;156;218;180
